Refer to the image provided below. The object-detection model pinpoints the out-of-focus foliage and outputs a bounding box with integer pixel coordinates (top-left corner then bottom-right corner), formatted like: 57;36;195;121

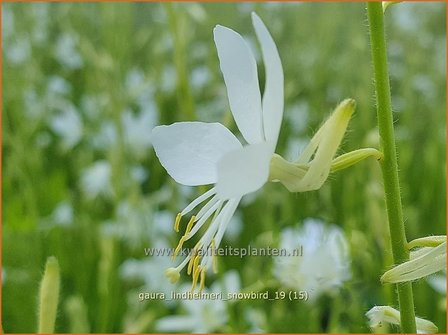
2;2;445;333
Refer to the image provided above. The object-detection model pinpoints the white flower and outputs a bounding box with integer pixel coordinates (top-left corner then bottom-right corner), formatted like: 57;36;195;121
152;12;284;290
120;240;176;299
55;33;83;70
155;272;239;333
5;37;31;65
122;108;157;158
273;219;351;301
50;103;83;149
366;306;438;334
50;201;74;227
80;160;113;199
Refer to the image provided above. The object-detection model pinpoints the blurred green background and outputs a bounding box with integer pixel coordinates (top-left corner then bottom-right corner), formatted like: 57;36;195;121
2;2;446;333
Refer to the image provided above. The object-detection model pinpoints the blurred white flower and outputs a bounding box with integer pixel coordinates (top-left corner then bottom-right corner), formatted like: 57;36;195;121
122;108;156;158
5;37;31;65
366;305;437;334
273;218;351;302
116;200;152;244
130;165;148;184
285;101;309;134
90;104;157;158
91;121;116;150
155;272;239;333
50;103;83;149
47;76;72;98
2;6;14;41
160;65;177;93
125;68;147;95
51;201;74;227
55;33;83;70
244;308;267;333
153;210;177;237
120;240;176;298
191;66;211;90
80;160;112;199
31;3;49;44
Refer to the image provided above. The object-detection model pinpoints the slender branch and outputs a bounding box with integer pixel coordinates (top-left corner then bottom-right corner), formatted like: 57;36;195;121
366;3;416;333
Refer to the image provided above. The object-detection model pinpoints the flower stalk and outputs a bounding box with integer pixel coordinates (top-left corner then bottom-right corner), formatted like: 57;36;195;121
367;2;416;333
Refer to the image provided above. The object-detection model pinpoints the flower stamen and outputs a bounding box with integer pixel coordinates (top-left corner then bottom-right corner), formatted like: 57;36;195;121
172;235;187;260
185;215;196;236
174;213;182;232
199;268;207;293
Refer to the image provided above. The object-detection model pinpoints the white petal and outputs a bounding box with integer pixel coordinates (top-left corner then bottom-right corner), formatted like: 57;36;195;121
252;12;284;148
216;142;273;199
214;25;264;144
152;122;242;186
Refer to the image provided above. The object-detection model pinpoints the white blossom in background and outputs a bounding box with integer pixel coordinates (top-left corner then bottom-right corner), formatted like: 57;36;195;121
47;75;72;99
55;33;83;70
4;37;31;65
244;308;267;333
273;218;351;302
80;160;113;199
50;201;74;227
152;210;177;237
124;68;148;97
191;66;211;90
120;240;177;299
30;3;49;44
155;271;240;333
2;6;14;41
91;121;117;151
285;101;309;134
152;12;284;290
130;165;148;184
366;306;438;334
122;108;157;158
50;103;83;149
160;65;177;93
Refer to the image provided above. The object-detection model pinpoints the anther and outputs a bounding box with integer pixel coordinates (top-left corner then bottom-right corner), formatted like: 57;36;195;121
185;215;196;236
172;235;187;260
174;213;182;232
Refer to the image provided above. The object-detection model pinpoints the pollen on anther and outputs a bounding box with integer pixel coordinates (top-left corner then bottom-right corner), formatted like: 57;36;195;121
185;215;196;236
172;236;187;260
174;213;182;232
191;265;201;292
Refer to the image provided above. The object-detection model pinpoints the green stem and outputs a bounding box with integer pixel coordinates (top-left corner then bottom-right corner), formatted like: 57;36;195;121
367;3;416;333
165;3;196;121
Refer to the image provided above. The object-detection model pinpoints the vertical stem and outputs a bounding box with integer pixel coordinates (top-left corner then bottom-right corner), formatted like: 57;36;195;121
367;3;416;333
165;2;196;120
